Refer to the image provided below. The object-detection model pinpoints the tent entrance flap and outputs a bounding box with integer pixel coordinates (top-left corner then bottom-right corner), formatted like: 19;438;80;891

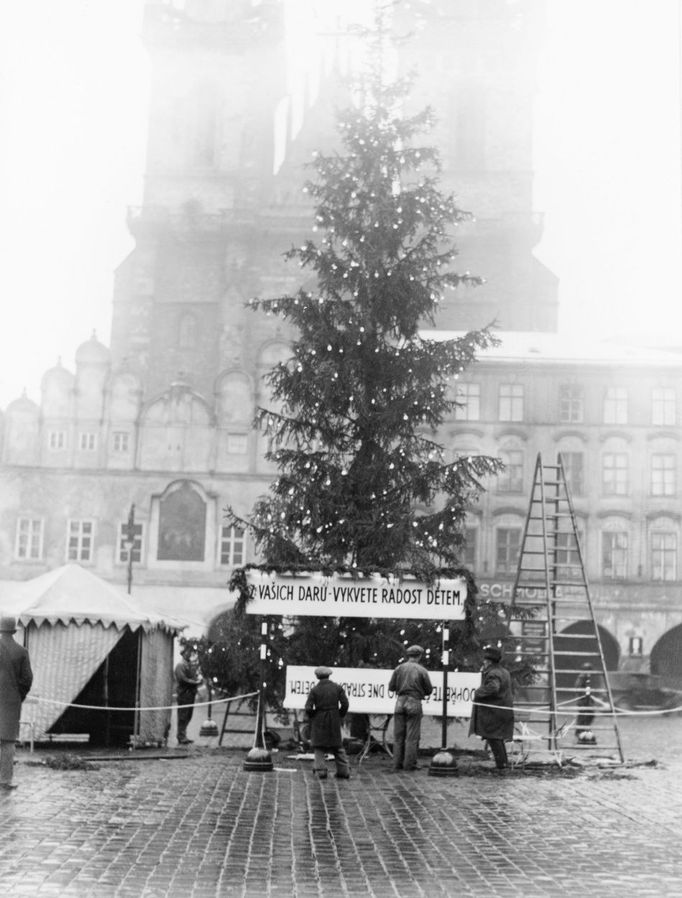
24;620;123;740
50;628;140;747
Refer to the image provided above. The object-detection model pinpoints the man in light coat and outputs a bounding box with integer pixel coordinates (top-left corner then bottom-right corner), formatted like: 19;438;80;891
389;645;433;772
0;616;33;789
469;644;514;771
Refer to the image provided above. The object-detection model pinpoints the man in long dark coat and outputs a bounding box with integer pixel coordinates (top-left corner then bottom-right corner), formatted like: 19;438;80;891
304;666;350;779
469;645;514;771
0;616;33;789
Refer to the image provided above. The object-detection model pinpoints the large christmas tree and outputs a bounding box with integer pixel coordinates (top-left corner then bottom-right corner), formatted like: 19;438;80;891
230;64;500;577
217;14;510;697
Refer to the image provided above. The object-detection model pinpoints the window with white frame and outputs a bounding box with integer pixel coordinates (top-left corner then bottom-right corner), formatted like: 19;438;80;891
112;431;130;453
454;383;480;421
652;388;676;426
48;430;66;450
118;522;144;564
559;384;584;424
651;531;676;581
79;432;97;451
497;449;524;493
560;451;584;496
495;527;521;574
603;387;628;424
15;518;44;560
602;453;628;496
498;384;524;422
220;525;246;566
67;519;94;562
651;453;676;497
602;530;628;579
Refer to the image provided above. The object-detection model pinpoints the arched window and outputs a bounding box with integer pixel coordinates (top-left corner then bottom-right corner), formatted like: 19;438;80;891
158;481;206;562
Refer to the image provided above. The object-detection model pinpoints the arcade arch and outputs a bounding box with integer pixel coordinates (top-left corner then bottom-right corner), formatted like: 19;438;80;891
650;625;682;686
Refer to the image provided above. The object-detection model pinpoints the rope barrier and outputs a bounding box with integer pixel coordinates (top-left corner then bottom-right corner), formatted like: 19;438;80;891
470;699;682;717
24;691;258;714
23;693;682;718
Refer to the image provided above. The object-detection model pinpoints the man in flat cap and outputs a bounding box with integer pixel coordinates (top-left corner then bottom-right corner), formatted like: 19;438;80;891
304;666;350;779
388;645;433;771
0;616;33;790
469;644;514;772
175;644;203;745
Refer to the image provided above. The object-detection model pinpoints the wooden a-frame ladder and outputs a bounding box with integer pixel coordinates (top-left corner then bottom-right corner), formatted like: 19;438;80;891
506;453;624;765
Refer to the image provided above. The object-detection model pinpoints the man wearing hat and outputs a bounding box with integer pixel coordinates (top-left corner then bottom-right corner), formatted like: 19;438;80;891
388;645;433;771
574;662;597;744
469;645;514;772
0;616;33;790
174;644;203;745
304;666;350;779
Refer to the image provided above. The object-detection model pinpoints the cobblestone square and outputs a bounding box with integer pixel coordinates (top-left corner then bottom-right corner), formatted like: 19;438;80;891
1;715;680;897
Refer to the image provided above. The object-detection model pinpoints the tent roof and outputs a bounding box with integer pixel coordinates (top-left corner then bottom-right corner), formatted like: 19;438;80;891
10;564;184;634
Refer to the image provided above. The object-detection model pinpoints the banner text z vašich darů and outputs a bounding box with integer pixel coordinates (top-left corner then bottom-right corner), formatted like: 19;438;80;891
244;571;467;621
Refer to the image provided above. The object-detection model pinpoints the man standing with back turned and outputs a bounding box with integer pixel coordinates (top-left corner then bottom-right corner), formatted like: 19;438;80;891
0;616;33;790
389;644;433;771
469;644;514;772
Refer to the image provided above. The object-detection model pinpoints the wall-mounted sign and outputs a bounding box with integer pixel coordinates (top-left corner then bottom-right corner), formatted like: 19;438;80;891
284;665;481;717
244;570;467;621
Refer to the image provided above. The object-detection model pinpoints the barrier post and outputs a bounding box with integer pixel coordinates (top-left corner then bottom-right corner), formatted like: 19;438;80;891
199;681;219;738
243;618;273;771
429;623;458;777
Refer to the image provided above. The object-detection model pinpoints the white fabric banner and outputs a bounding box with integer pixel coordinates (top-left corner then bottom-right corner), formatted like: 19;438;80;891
284;665;481;718
245;571;467;620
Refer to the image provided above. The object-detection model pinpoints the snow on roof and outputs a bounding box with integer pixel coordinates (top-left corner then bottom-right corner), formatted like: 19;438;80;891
419;330;682;368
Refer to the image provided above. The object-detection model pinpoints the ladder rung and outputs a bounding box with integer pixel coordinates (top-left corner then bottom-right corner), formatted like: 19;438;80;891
554;637;600;642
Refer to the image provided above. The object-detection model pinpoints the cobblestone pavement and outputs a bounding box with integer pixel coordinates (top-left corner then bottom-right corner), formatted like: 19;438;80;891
1;715;681;898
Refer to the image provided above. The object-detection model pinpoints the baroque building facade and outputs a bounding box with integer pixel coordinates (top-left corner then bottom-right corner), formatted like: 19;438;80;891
2;0;680;683
0;0;556;632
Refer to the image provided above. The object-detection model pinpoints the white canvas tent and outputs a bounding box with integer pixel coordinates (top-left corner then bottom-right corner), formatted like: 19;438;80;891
6;564;184;746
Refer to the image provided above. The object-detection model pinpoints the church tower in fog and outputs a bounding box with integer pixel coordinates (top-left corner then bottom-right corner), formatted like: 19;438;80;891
110;0;557;404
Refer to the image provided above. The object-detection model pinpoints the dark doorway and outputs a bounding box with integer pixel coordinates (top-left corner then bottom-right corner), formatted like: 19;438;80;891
49;628;140;747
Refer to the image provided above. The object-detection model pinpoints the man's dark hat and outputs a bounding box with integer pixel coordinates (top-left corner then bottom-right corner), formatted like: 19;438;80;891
315;666;332;678
483;645;502;662
0;615;17;633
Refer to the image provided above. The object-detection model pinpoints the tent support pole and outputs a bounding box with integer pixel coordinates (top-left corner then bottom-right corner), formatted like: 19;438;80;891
132;628;142;750
104;655;111;748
